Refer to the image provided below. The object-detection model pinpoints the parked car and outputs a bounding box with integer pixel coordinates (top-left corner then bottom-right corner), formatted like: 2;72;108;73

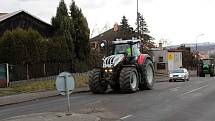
169;68;189;82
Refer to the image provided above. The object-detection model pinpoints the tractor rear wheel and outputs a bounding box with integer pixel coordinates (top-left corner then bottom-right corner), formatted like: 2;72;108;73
119;67;139;93
139;59;155;90
199;73;205;77
89;69;108;94
210;70;214;77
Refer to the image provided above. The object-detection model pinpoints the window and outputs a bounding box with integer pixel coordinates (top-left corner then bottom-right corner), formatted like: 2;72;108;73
132;44;141;57
90;42;96;49
157;63;166;69
159;57;164;62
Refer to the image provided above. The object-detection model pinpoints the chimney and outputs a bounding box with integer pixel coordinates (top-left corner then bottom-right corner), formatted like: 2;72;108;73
159;42;163;50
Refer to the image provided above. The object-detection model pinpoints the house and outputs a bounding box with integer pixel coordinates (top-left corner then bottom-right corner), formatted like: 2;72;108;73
90;23;137;51
0;10;53;38
198;51;209;59
149;48;168;74
149;43;183;74
0;10;54;87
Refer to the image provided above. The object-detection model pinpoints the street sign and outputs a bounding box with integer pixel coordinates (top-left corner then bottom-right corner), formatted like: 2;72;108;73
56;72;75;95
168;52;174;61
56;72;75;113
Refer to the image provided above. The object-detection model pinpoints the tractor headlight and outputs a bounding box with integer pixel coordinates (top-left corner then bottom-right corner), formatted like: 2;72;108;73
109;69;113;72
104;69;113;73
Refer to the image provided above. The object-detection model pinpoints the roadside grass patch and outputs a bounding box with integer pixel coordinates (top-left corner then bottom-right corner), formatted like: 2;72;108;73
73;73;89;88
0;88;17;97
11;80;55;93
0;73;89;97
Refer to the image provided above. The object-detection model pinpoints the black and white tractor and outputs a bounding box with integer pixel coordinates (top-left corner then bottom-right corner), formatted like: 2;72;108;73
89;39;155;93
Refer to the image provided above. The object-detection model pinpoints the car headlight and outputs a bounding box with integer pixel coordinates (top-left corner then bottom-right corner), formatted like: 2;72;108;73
180;75;185;77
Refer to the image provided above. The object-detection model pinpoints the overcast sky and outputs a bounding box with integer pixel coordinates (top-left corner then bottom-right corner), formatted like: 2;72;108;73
1;0;215;45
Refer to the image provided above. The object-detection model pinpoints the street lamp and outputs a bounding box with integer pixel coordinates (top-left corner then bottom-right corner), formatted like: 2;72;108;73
196;33;204;52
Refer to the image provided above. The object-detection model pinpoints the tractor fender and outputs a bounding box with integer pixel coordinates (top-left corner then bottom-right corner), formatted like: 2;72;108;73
137;54;153;65
122;65;137;68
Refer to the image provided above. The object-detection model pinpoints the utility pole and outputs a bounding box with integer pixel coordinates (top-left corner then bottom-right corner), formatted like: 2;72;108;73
137;0;140;38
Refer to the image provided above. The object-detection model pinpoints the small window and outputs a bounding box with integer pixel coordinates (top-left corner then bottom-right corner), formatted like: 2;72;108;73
90;42;96;49
159;57;163;62
157;63;165;69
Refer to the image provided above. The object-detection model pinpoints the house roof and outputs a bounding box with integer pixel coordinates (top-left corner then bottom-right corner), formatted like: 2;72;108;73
113;39;140;44
0;10;51;26
0;13;8;17
90;28;114;42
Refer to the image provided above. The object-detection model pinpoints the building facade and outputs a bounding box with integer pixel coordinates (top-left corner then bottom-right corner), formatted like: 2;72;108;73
149;48;183;74
0;10;53;38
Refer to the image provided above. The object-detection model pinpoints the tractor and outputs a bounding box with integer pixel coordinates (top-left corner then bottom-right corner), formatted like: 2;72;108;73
89;39;155;93
197;58;215;77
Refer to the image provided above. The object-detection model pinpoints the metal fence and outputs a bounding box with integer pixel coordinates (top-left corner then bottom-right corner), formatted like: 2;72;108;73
10;72;90;85
10;63;73;81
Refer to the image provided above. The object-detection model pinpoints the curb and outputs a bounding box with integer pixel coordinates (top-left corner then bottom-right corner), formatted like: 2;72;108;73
2;112;101;121
0;87;90;106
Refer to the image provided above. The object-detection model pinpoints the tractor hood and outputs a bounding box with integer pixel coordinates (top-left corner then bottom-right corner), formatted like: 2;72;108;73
103;54;125;68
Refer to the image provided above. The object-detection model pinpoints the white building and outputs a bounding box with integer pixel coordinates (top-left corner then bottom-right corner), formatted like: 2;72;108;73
149;49;182;74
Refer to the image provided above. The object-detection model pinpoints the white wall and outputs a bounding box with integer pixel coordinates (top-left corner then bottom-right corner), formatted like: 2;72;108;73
167;52;182;71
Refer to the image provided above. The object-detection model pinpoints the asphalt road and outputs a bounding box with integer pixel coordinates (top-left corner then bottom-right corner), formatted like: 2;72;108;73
1;77;215;121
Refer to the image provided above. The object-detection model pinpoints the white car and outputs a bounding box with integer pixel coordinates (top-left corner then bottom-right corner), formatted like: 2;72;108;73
169;68;190;82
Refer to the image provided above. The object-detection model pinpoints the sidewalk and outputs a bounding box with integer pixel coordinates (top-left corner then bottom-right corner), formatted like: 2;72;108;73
2;112;100;121
0;87;89;106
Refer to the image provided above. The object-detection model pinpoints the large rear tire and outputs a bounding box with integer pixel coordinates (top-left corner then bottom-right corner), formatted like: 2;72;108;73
210;70;214;77
199;73;205;77
119;67;139;93
89;69;108;94
139;59;155;90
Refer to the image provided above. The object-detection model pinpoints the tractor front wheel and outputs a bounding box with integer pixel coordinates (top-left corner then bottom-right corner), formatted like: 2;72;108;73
119;67;139;93
89;69;108;94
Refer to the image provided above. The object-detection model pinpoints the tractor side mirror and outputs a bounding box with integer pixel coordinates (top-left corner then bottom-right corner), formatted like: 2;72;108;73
100;40;108;48
100;43;105;48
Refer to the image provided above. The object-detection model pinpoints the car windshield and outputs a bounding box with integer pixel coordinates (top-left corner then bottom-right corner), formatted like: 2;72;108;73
114;44;130;55
170;69;184;73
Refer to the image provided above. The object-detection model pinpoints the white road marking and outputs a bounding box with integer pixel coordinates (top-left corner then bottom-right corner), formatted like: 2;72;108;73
120;114;133;120
169;87;181;92
180;84;209;96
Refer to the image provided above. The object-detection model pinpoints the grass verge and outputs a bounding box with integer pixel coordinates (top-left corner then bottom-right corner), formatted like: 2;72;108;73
0;74;89;97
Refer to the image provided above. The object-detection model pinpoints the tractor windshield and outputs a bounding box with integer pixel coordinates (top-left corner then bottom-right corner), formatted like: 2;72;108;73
203;60;211;65
114;43;141;57
114;44;130;55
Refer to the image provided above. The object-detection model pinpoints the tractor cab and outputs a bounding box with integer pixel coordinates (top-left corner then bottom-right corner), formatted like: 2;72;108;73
198;58;215;77
112;40;141;59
